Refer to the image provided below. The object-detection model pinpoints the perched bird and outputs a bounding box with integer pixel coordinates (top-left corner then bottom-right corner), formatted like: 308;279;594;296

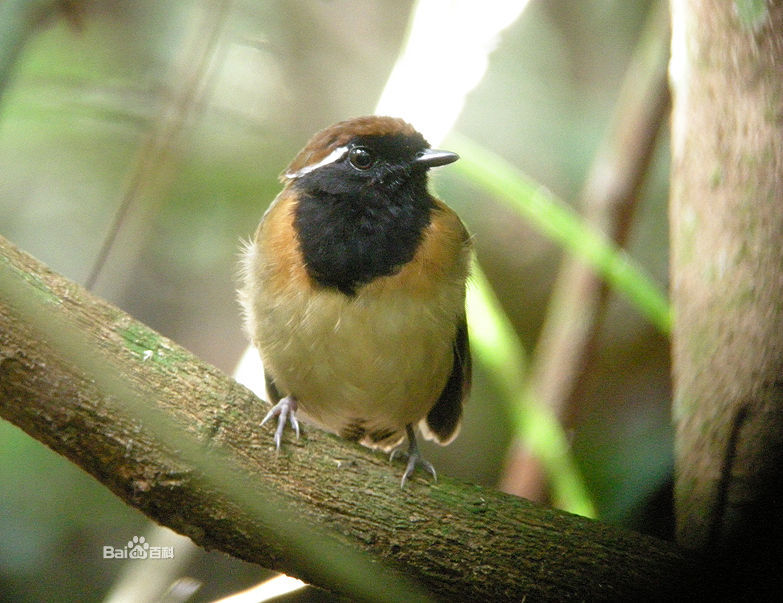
239;116;471;486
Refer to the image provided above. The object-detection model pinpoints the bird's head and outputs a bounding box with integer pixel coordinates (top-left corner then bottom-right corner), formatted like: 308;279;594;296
281;116;458;196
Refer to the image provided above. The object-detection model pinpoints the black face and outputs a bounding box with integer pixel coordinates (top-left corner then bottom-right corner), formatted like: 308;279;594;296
292;133;438;296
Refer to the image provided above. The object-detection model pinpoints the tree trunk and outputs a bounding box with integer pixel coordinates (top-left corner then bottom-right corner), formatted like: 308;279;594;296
669;0;783;594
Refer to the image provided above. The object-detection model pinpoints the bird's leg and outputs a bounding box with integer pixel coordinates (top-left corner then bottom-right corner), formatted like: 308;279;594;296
390;424;437;488
260;396;300;450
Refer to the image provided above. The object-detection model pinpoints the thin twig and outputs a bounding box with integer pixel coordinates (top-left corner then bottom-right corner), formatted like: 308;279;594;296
85;1;232;290
499;0;671;501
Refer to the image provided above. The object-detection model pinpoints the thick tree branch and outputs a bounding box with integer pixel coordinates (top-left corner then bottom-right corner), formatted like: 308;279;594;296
0;234;693;600
670;0;783;550
668;0;783;596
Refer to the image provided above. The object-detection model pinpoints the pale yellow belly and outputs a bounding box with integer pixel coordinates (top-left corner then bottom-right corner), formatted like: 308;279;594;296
254;285;457;449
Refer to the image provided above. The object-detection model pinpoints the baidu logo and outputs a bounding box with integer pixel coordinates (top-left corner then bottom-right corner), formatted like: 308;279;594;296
127;535;149;559
103;535;174;560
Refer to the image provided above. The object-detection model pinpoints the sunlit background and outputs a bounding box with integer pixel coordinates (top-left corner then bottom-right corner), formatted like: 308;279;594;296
0;1;671;601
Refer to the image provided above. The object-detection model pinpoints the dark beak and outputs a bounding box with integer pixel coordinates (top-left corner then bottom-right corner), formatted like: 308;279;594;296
413;148;459;168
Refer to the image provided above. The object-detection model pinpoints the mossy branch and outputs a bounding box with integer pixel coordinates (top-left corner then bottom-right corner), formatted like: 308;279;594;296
0;234;694;601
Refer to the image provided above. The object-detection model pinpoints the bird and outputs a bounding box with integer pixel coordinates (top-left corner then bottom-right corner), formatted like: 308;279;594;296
238;116;471;486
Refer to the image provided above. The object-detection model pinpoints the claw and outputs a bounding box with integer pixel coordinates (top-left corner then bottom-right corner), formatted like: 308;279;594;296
391;425;437;488
260;396;299;449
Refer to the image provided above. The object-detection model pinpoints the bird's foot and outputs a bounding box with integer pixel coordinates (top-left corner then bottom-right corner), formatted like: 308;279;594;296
390;425;437;488
260;396;300;450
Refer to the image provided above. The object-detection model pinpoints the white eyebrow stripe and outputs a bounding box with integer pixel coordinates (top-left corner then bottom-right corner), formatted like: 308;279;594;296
284;145;350;179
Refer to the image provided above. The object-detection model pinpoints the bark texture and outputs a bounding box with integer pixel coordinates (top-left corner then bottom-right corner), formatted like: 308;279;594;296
0;234;696;601
669;0;783;585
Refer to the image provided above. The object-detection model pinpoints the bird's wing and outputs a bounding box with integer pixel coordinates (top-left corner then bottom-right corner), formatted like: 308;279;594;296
421;314;471;445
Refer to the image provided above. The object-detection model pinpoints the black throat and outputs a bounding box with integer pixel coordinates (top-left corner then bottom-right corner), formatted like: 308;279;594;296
292;173;435;296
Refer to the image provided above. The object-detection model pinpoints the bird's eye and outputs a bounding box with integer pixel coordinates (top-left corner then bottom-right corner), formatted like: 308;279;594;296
348;146;374;170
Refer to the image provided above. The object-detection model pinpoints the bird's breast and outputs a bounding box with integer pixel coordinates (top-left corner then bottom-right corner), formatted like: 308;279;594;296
239;190;471;448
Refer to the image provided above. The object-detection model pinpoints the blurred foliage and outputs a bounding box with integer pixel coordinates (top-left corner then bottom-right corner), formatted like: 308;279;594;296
0;1;671;601
455;133;671;333
467;262;596;517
